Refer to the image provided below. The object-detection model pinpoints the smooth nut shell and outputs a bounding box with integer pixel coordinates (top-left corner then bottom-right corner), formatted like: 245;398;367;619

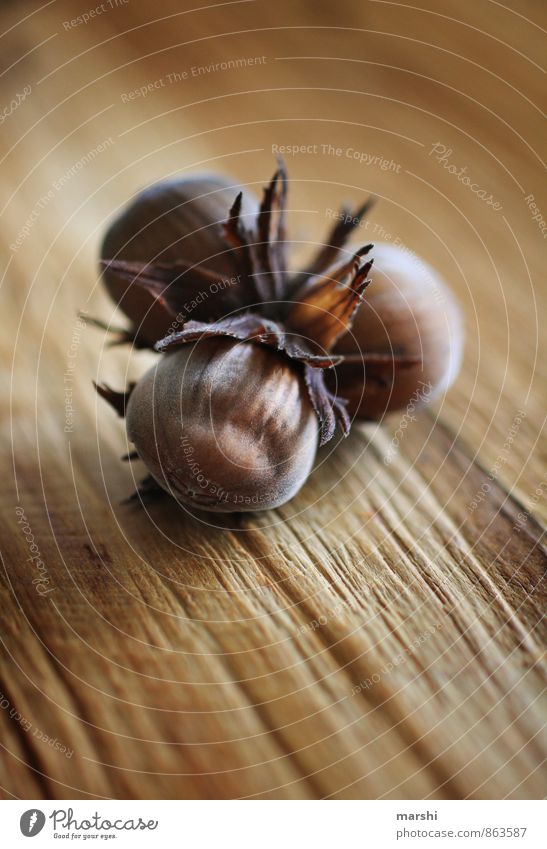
331;243;464;418
126;338;318;512
101;175;259;343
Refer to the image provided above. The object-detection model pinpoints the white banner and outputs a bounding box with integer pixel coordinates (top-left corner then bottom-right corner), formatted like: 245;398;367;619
1;799;544;848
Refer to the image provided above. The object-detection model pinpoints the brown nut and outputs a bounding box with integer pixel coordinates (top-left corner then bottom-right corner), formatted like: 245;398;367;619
330;243;464;418
125;337;319;512
100;175;259;345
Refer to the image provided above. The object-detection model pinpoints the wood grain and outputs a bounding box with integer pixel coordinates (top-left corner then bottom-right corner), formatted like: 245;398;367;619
0;0;545;799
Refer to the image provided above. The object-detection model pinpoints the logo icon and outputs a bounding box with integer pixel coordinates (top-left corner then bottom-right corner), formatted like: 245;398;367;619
20;810;46;837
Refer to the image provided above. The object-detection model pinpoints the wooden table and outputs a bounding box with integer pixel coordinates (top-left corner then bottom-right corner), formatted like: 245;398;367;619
1;0;545;799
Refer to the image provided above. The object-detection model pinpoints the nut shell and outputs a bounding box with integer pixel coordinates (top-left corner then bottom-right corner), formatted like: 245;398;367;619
126;338;318;512
101;175;259;343
331;243;464;418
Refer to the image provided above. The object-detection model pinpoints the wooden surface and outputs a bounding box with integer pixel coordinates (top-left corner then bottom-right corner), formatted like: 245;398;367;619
1;0;546;799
